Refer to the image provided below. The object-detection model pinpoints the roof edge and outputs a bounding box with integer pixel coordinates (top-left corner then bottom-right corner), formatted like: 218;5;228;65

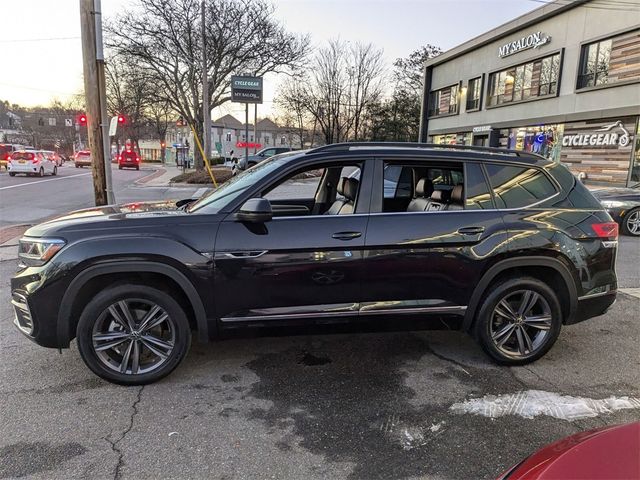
425;0;590;68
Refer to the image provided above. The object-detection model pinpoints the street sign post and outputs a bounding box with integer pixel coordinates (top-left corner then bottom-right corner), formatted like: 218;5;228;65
231;75;263;162
108;116;118;137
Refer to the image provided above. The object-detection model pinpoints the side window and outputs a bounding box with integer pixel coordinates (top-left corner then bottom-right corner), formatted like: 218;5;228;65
384;165;412;198
465;163;493;210
485;164;557;209
265;167;325;201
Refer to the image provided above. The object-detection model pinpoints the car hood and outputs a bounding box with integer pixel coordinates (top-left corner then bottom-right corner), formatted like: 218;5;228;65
24;200;187;238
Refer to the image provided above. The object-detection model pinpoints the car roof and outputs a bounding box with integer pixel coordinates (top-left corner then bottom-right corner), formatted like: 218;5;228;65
300;142;550;166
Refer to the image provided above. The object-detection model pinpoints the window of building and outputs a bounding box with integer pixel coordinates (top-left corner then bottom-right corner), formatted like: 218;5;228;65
485;164;557;209
428;84;459;117
578;38;612;88
280;135;286;145
225;132;232;142
487;53;560;106
466;77;482;111
264;136;270;145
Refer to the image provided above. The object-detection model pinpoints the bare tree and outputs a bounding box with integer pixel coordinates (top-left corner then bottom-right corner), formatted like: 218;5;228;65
276;39;384;145
106;0;308;169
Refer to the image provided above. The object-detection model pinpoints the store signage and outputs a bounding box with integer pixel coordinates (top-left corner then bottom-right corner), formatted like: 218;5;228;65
231;75;263;104
498;31;551;58
473;125;492;133
562;121;632;148
236;142;262;149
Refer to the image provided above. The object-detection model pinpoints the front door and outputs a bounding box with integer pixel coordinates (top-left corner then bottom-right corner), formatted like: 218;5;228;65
213;160;370;323
361;159;507;317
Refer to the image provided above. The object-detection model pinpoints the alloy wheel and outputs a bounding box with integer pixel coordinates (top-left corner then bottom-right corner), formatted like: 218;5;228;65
626;210;640;236
489;289;552;359
91;299;175;375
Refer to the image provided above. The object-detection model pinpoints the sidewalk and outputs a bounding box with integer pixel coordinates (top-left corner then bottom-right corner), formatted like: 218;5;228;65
136;163;202;188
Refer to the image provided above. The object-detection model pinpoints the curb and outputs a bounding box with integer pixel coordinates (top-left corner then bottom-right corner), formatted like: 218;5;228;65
0;224;30;244
168;182;215;188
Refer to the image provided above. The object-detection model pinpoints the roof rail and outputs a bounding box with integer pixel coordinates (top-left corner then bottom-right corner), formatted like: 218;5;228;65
305;141;540;159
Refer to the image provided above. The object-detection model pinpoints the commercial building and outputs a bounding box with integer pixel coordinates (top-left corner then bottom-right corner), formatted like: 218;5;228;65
419;0;640;186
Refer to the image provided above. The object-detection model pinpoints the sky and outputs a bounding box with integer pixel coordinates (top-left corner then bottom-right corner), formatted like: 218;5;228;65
0;0;540;120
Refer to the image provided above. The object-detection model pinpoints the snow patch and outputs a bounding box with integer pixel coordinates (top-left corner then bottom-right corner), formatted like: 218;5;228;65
450;390;640;421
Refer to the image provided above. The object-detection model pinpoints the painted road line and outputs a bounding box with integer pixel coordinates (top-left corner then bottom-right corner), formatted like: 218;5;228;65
0;172;92;191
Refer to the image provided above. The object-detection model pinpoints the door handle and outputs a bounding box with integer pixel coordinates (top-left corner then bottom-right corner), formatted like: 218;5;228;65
332;231;362;240
457;226;485;235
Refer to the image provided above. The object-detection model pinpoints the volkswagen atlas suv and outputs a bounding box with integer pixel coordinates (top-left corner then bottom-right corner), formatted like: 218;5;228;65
11;143;618;384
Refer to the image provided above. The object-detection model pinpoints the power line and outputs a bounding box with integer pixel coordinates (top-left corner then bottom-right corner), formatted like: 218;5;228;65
0;36;80;44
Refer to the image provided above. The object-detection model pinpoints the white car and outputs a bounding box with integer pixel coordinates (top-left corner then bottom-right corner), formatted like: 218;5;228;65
8;150;58;177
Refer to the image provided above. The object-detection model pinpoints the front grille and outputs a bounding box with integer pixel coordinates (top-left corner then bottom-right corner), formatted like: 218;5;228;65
12;292;34;335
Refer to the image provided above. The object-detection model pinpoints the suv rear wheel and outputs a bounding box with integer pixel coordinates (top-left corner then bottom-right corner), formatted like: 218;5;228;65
474;277;562;365
76;284;191;385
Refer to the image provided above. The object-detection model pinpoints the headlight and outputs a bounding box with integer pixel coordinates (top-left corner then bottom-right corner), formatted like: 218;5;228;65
18;237;66;267
600;200;626;209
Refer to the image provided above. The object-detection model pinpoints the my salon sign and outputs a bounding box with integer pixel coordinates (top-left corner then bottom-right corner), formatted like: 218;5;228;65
498;31;551;58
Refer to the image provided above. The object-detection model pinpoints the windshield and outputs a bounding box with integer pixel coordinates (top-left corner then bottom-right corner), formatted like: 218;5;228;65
188;153;297;213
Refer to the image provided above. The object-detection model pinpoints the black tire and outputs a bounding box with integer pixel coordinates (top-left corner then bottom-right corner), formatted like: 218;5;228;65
38;167;44;177
247;162;256;168
136;166;140;171
474;277;562;365
75;164;80;168
9;172;15;177
118;165;123;170
76;284;192;385
52;166;58;176
621;207;640;237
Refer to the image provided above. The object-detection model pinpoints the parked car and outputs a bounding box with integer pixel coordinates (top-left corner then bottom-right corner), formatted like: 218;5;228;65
41;150;63;167
591;184;640;236
500;422;640;479
7;150;57;177
0;143;25;169
11;142;618;384
74;150;92;168
118;149;141;170
233;146;294;174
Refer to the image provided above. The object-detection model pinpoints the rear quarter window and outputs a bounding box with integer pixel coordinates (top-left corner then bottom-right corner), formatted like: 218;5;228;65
485;164;557;209
465;163;493;209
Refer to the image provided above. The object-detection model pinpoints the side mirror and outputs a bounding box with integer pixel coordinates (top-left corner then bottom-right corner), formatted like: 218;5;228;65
237;198;272;223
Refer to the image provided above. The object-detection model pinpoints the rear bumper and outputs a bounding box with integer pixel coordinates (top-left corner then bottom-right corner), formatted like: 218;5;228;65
8;163;41;173
567;291;617;325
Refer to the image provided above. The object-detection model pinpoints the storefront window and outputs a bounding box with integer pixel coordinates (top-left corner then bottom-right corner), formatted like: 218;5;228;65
501;124;564;162
466;77;482;111
430;132;471;146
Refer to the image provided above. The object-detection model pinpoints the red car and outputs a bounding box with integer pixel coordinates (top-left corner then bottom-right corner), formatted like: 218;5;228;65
118;149;140;170
501;422;640;479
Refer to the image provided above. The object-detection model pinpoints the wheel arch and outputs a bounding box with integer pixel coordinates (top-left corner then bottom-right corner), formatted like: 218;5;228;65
463;256;578;332
57;261;208;347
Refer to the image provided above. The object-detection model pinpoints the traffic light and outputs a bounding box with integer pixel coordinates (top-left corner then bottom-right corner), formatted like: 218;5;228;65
117;114;126;125
176;117;184;127
77;113;87;126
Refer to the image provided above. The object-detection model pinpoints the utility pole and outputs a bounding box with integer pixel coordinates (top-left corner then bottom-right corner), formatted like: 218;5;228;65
79;0;114;205
201;0;211;170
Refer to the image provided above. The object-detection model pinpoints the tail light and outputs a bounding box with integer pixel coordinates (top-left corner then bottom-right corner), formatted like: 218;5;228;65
136;156;140;162
6;155;11;161
592;222;618;239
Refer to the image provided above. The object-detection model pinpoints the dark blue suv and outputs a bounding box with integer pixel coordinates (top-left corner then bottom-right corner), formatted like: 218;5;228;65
11;143;618;384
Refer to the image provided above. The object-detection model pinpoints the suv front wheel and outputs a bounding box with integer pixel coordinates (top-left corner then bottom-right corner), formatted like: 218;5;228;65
76;284;191;385
474;277;562;365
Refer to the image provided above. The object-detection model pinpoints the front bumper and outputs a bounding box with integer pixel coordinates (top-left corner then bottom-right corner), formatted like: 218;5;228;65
10;265;66;348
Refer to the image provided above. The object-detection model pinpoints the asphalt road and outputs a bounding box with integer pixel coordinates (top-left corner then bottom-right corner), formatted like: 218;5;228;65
0;163;200;228
0;251;639;479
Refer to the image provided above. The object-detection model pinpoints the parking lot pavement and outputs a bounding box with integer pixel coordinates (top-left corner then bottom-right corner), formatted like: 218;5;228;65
1;241;639;480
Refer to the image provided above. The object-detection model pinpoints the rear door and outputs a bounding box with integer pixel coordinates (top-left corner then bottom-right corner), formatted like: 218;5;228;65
360;157;508;318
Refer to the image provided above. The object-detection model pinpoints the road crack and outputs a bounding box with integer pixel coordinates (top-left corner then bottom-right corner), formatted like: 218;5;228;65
105;385;144;480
